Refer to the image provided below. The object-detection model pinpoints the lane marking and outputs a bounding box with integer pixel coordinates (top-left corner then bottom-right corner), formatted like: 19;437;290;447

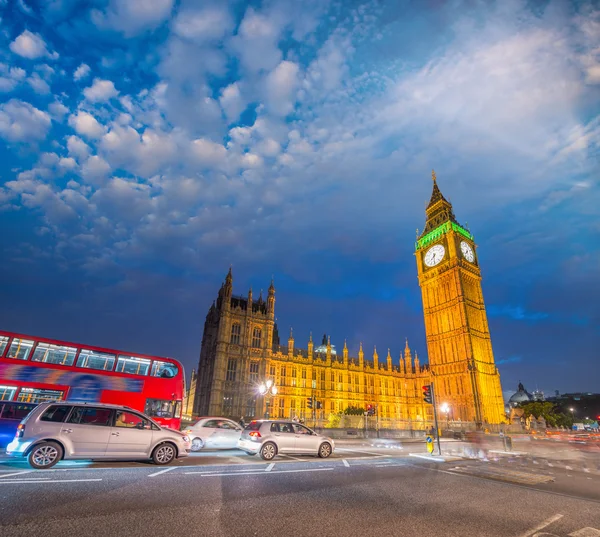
518;514;563;537
409;454;446;462
148;467;175;478
335;448;388;457
0;478;103;484
0;470;35;479
279;454;305;461
342;459;350;467
265;463;275;472
187;468;335;477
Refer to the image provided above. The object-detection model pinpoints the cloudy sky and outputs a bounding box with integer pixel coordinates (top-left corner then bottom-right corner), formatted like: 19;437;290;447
0;0;598;397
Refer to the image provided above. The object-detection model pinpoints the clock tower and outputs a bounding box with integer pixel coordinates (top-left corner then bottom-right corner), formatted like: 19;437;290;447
416;171;505;425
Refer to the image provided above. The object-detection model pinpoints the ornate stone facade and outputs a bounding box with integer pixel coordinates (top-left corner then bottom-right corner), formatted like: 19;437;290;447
194;172;505;425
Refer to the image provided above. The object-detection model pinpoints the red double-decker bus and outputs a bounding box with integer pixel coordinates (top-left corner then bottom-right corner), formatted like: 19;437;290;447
0;330;184;430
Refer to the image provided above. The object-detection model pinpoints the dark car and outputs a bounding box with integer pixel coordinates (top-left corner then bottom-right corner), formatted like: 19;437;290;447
0;402;37;448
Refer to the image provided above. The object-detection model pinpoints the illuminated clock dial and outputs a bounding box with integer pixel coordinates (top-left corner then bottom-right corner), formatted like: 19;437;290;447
424;244;445;267
460;241;475;263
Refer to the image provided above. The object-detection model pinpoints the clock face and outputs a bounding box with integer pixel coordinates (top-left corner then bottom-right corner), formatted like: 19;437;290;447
424;244;445;267
460;241;475;263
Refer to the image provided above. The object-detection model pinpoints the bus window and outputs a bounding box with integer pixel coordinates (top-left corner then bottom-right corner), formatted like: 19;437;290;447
0;336;9;356
77;349;116;371
0;385;17;401
116;355;151;376
17;388;64;404
145;398;177;419
32;343;77;366
150;361;178;378
7;339;35;361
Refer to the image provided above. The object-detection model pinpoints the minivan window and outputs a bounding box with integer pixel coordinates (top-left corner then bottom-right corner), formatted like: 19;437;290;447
67;407;113;426
40;405;73;423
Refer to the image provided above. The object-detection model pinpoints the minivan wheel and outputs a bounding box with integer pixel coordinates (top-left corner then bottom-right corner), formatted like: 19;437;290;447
28;441;63;469
191;438;204;451
152;443;176;465
260;442;277;460
318;442;332;459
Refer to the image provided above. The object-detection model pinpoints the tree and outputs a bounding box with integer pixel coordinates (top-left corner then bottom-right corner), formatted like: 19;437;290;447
518;401;573;428
343;406;366;416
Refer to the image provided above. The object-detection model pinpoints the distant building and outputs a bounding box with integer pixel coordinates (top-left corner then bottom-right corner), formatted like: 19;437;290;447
182;369;197;420
194;172;506;425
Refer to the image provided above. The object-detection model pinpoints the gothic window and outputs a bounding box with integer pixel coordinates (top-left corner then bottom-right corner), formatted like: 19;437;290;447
270;365;276;377
320;370;325;382
252;327;262;348
249;361;259;384
279;398;285;416
226;359;237;382
230;323;241;345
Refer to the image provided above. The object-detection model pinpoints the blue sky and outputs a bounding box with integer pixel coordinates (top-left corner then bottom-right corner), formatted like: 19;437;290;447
0;0;598;399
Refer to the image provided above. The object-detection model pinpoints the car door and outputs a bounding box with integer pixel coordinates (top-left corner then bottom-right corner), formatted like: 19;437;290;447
107;410;155;457
293;423;319;453
218;420;243;448
60;406;113;457
200;419;220;447
270;422;296;453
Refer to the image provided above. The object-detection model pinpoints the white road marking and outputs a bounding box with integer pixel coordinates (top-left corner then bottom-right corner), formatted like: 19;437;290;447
187;467;335;477
279;454;304;461
517;514;563;537
409;454;446;462
335;448;388;457
0;470;35;479
265;463;275;472
569;528;600;536
342;459;350;467
148;467;175;477
0;479;103;484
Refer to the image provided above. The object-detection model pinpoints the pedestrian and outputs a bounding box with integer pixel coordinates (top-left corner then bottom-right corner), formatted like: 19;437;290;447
239;416;245;428
292;415;299;423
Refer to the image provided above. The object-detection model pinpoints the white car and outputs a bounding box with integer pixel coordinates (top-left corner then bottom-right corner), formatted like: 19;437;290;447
183;417;243;451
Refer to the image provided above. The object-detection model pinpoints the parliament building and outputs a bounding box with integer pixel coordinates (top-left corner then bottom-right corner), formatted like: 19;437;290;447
193;173;506;426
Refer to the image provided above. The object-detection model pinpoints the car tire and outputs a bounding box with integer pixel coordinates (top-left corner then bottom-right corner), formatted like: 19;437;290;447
318;442;332;459
152;443;177;465
28;441;63;469
260;442;277;460
191;438;204;452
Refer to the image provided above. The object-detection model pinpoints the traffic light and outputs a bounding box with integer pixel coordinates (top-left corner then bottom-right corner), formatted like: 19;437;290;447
422;384;433;404
366;404;375;416
307;396;313;409
316;401;322;410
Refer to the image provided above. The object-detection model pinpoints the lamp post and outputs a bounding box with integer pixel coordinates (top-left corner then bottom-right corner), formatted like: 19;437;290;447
441;403;450;428
258;379;278;419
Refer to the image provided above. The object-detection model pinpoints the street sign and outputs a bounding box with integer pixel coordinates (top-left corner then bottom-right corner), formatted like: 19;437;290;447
426;435;434;454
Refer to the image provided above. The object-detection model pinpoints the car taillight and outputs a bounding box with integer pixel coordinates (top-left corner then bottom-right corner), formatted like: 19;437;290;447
16;424;25;438
249;431;261;440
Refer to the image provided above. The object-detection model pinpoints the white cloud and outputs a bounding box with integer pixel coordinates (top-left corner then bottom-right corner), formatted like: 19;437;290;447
173;5;234;43
27;72;51;94
59;157;78;171
81;155;111;185
9;30;58;60
66;135;91;160
83;78;119;102
92;0;174;37
73;63;91;81
48;101;69;121
0;99;51;143
190;138;227;168
68;111;106;139
265;60;300;116
231;7;283;73
219;82;245;123
0;64;26;93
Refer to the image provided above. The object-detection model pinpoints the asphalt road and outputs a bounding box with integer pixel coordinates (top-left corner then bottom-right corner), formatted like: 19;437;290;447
1;446;599;537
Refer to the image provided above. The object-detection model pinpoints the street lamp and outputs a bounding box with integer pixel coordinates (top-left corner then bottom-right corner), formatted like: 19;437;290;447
441;403;450;427
258;379;277;419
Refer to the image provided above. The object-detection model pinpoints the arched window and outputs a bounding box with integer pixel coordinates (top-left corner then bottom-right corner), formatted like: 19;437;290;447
230;323;241;345
252;327;262;349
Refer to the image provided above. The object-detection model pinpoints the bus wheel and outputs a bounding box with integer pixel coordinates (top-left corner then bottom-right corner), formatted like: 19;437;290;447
152;443;176;465
191;438;204;451
28;441;63;469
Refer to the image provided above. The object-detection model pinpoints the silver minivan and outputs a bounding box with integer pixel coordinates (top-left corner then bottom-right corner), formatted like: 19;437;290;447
6;402;190;469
